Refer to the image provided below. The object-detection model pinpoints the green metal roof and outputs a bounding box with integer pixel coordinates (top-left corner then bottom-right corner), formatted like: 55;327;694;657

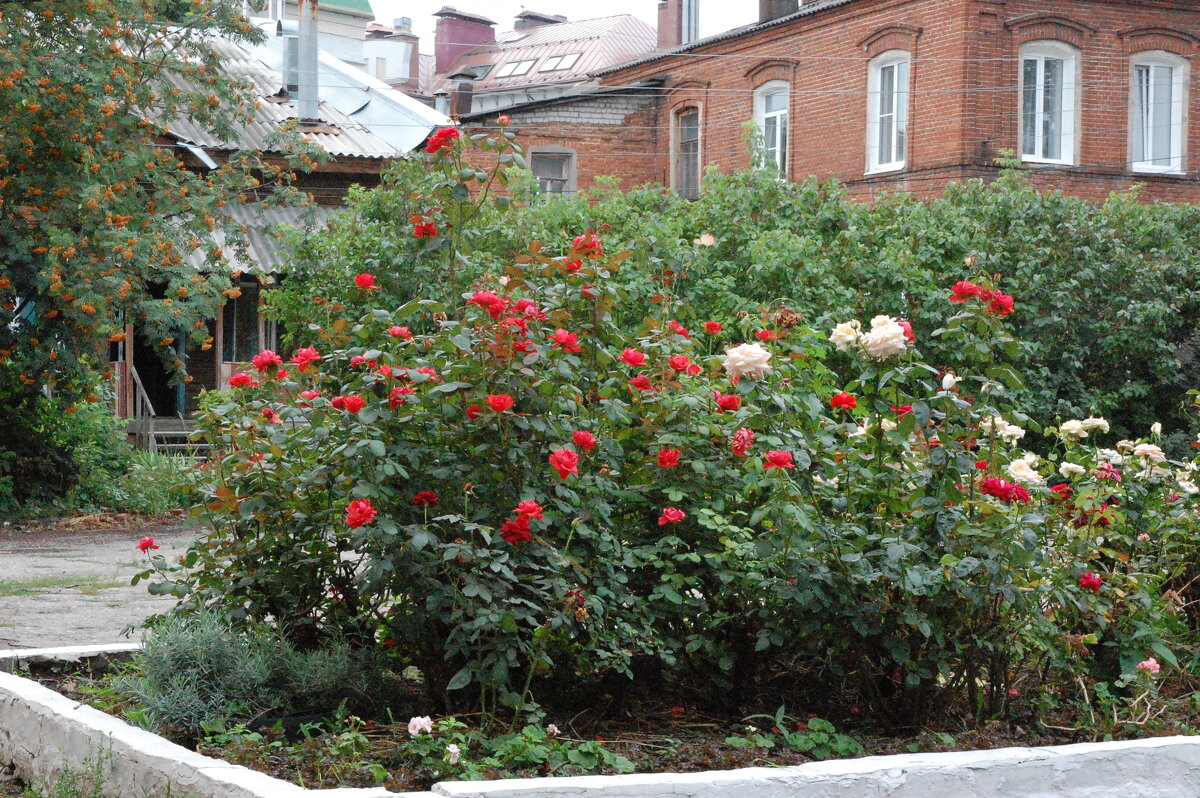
322;0;373;16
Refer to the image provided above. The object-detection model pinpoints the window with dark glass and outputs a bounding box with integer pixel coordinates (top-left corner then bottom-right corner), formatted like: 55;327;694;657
675;109;700;200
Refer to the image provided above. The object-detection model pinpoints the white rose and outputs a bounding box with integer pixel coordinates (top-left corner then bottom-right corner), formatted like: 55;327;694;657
859;315;909;360
880;418;898;432
1178;478;1200;495
1097;448;1124;465
941;372;959;391
1132;443;1166;464
981;416;1025;444
829;320;861;352
1059;462;1086;478
1007;458;1044;485
1117;439;1137;453
1058;420;1087;441
446;743;461;765
723;342;772;380
1080;417;1110;433
1151;422;1163;436
848;424;869;438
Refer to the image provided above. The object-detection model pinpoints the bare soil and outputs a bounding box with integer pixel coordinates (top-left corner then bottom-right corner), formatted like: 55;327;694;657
0;515;199;649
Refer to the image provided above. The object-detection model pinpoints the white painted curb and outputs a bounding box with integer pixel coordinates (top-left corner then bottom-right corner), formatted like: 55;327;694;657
3;645;1200;798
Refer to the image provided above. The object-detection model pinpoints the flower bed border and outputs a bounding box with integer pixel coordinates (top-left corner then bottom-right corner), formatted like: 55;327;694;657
2;645;1199;798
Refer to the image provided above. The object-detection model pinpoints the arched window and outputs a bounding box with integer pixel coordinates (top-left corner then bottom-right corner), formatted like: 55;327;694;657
1020;41;1079;165
866;51;910;173
672;107;702;200
753;80;789;176
1130;50;1187;174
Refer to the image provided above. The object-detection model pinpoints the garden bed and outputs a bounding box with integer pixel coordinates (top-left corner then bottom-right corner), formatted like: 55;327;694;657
5;645;1200;797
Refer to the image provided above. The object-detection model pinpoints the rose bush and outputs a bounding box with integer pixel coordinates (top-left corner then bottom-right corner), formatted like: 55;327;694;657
150;133;1200;727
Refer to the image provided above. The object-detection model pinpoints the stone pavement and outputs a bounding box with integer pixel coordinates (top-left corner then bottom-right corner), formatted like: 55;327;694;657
0;519;198;649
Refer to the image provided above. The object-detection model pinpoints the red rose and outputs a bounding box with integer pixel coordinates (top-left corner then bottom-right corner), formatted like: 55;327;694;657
412;490;438;506
756;329;776;342
830;392;857;410
389;385;416;408
228;371;258;388
1049;483;1073;502
512;298;545;319
354;273;380;290
251;349;281;373
349;355;374;368
581;284;598;298
975;460;988;470
666;320;690;338
345;498;377;529
136;536;159;552
290;347;321;369
331;395;346;410
891;404;913;416
657;448;680;467
686;363;701;376
466;404;483;420
950;281;981;302
571;232;603;259
713;391;741;412
980;477;1031;503
731;427;755;456
336;395;366;413
668;354;692;372
658;506;685;526
413;222;438;238
498;114;511;125
1078;571;1102;593
424;126;460;154
387;325;413;339
417;366;441;383
987;293;1015;316
548;448;579;480
513;339;535;355
573;430;598;451
514;500;544;519
501;514;532;545
628;375;652;392
298;389;319;406
487;394;514;412
261;406;280;424
617;348;646;367
898;320;915;342
562;258;582;272
466;290;508;320
551;329;582;353
764;450;795;470
704;321;723;334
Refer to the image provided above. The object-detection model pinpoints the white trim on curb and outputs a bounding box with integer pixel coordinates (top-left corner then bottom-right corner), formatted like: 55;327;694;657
3;645;1200;798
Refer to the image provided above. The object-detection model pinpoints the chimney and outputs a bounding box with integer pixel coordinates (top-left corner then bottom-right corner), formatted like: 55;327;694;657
448;67;476;117
514;10;567;31
388;17;421;91
434;7;496;74
759;0;799;23
297;0;320;123
658;0;698;50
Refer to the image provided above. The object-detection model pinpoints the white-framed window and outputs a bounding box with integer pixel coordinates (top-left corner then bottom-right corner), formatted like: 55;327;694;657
672;107;701;200
1130;51;1187;174
753;80;789;176
1020;41;1078;165
494;59;535;78
866;51;910;173
530;151;575;194
539;53;581;72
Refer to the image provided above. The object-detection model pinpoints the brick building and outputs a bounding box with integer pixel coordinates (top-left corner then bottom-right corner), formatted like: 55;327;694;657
465;0;1200;202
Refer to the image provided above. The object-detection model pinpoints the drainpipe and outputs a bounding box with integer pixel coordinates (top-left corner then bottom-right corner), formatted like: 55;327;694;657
297;0;320;124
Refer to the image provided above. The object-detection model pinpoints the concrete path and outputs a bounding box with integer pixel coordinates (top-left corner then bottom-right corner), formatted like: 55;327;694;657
0;519;200;649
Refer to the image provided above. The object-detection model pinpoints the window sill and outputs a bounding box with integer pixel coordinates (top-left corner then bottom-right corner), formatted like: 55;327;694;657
1020;157;1077;167
1131;166;1186;177
864;163;906;176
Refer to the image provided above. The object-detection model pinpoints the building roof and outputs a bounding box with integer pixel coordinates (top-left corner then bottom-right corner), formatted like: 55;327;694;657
593;0;855;76
167;31;449;159
316;0;374;16
432;14;657;96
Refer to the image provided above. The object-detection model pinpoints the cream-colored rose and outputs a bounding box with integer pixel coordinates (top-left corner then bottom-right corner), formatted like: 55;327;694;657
694;232;716;247
880;418;898;432
1132;442;1166;464
829;320;861;352
859;315;909;360
723;342;772;380
848;424;869;438
1059;462;1086;478
1117;439;1137;453
1097;448;1124;465
1178;477;1200;495
1007;456;1044;484
1058;419;1087;441
981;416;1025;444
1081;417;1110;433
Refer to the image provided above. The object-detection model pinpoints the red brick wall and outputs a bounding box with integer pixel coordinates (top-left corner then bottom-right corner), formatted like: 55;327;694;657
576;0;1200;203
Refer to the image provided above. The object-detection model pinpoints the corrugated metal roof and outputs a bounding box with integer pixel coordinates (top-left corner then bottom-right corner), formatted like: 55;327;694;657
592;0;857;77
165;34;449;160
431;14;656;96
187;204;341;274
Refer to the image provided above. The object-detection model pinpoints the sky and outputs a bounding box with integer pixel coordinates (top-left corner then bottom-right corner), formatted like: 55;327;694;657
367;0;758;51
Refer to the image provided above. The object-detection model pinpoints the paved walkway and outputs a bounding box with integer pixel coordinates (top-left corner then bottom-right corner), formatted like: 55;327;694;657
0;519;198;649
